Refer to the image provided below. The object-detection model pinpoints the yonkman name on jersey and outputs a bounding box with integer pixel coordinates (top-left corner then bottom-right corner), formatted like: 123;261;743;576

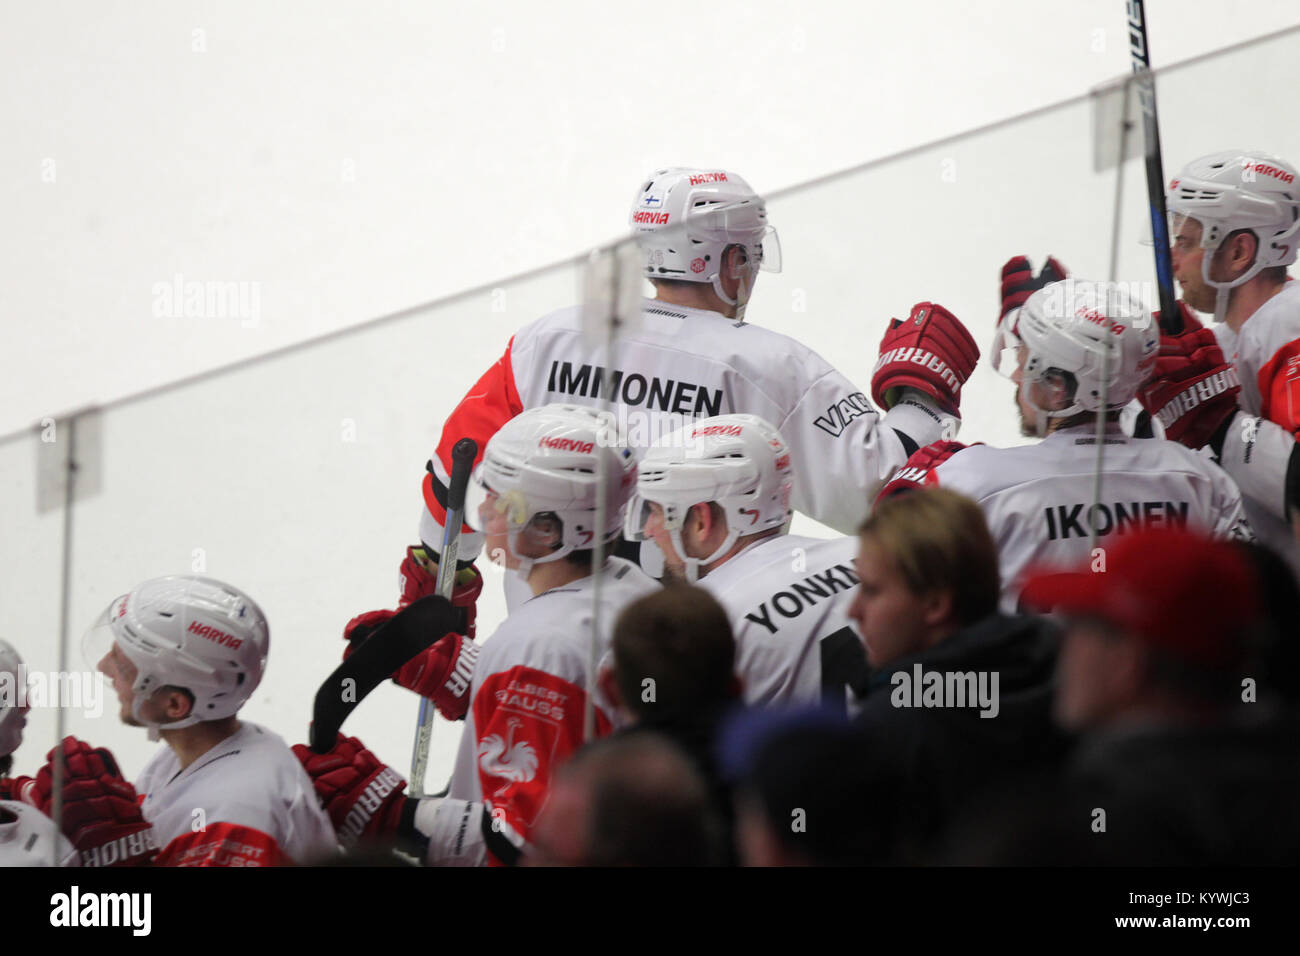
742;562;860;635
546;360;723;417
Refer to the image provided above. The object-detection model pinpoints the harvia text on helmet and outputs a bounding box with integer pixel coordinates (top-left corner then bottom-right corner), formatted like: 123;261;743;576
187;620;243;650
538;436;595;454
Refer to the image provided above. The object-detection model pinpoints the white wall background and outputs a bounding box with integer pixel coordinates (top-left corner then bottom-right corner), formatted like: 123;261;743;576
4;1;1299;790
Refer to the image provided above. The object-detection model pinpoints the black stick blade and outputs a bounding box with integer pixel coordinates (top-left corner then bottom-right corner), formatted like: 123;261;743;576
309;594;466;753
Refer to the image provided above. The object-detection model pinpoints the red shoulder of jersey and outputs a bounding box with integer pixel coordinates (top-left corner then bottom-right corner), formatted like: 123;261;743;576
423;336;526;526
876;440;971;501
155;821;290;867
1256;335;1300;436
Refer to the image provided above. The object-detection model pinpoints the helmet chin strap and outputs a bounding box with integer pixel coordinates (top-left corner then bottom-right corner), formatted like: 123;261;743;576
132;690;199;741
670;525;739;584
505;528;572;586
1201;250;1258;325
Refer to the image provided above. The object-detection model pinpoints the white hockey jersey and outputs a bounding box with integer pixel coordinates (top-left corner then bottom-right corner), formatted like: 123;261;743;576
135;721;338;866
421;297;952;554
698;534;865;709
921;424;1252;610
1211;281;1300;574
438;558;657;865
0;800;77;867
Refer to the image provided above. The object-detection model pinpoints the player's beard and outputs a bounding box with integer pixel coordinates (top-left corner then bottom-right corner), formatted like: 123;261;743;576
1017;389;1038;438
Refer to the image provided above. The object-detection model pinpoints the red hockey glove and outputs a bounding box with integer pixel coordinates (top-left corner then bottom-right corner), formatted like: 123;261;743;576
392;631;481;721
999;255;1068;323
344;554;482;652
992;256;1068;374
876;440;969;500
872;302;980;415
23;737;158;866
1138;309;1241;450
292;734;408;848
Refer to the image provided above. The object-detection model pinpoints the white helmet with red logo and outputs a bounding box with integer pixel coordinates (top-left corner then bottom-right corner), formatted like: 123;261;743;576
466;404;636;577
625;414;793;582
1011;279;1159;435
1167;150;1300;320
0;639;25;760
84;576;270;733
629;168;781;310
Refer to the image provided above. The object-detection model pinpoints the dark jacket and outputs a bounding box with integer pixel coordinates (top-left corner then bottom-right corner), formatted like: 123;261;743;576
853;613;1068;857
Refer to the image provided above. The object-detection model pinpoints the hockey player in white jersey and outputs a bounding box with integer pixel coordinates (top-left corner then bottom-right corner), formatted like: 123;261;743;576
297;405;657;865
82;577;337;865
406;166;979;582
624;414;868;709
0;639;78;867
883;278;1252;610
1137;150;1300;574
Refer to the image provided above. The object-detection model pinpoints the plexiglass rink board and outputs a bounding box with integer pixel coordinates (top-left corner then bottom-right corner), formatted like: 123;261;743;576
18;263;578;784
8;25;1299;794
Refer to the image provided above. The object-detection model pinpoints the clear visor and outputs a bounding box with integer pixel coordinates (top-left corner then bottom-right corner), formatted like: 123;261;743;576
754;226;782;274
623;494;659;542
464;467;530;534
990;314;1025;377
81;603;120;675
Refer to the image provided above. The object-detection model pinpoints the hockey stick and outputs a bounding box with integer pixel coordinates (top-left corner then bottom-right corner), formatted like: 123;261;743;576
408;436;478;797
1127;0;1183;335
309;593;467;752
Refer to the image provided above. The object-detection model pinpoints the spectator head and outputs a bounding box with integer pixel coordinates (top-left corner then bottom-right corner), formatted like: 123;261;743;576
529;733;724;866
850;487;1000;668
602;585;738;725
721;707;899;866
1022;528;1262;731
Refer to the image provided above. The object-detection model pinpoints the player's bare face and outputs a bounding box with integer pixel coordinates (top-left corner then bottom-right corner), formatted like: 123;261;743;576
98;643;143;726
1011;347;1038;437
477;490;520;570
644;502;687;582
849;536;933;669
1170;217;1216;313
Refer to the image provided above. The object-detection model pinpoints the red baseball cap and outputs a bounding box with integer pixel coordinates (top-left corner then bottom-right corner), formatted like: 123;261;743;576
1020;528;1260;669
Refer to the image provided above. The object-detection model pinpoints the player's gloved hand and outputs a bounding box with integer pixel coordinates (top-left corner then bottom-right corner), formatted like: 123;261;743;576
876;440;969;500
999;255;1068;324
393;631;480;721
872;302;980;416
292;734;409;848
343;550;482;654
1138;308;1241;451
21;737;158;866
992;256;1068;374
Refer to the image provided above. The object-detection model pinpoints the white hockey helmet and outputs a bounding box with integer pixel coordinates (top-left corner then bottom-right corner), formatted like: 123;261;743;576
0;639;26;759
1012;279;1159;435
466;404;636;577
84;576;270;733
629;168;781;308
0;801;78;867
625;414;793;582
1167;150;1300;320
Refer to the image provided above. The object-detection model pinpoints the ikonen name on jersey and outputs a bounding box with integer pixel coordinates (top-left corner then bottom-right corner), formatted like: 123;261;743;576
187;620;242;649
744;563;860;635
1044;500;1190;540
547;361;723;417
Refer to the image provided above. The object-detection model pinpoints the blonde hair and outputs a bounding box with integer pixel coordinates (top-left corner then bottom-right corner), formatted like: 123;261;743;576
858;487;1000;626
